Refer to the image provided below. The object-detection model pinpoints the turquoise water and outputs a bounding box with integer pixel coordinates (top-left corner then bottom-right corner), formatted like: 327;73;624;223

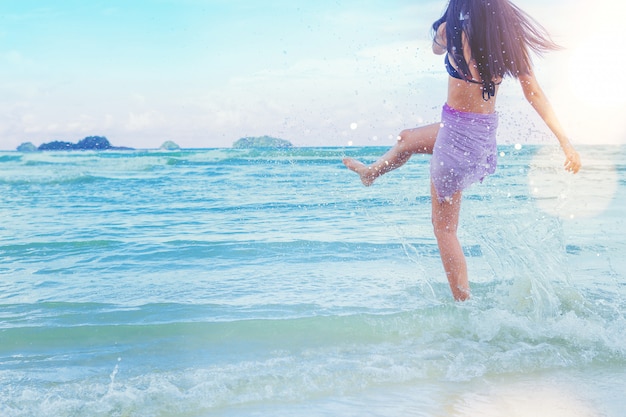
1;146;624;416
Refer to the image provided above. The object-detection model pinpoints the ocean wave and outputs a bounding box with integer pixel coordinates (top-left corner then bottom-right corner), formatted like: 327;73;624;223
0;171;133;186
95;240;468;266
0;154;23;163
0;240;123;258
2;292;624;365
1;296;624;416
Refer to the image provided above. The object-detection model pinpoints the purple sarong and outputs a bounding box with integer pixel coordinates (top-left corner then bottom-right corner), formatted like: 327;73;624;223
430;104;499;202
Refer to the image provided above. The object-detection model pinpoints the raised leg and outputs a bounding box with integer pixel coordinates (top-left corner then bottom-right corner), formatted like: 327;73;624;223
343;123;440;186
430;182;470;301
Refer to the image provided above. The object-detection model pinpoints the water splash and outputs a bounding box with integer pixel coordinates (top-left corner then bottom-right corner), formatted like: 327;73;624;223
107;357;122;396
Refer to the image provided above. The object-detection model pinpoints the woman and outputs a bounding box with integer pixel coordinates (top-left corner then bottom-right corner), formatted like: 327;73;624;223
343;0;581;301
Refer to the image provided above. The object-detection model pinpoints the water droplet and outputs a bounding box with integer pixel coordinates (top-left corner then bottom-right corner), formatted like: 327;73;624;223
350;122;358;130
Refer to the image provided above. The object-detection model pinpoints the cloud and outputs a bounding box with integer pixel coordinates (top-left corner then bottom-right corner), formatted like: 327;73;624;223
227;37;440;101
3;50;28;65
126;111;162;131
130;93;147;106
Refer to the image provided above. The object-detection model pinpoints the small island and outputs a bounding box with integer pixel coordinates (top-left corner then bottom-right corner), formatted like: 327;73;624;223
16;142;37;152
17;136;133;152
233;135;293;149
160;140;180;151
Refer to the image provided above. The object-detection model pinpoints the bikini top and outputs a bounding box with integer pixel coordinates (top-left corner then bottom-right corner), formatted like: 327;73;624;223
445;54;500;101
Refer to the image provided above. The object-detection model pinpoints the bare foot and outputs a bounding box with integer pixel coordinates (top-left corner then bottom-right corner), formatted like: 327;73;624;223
342;157;376;186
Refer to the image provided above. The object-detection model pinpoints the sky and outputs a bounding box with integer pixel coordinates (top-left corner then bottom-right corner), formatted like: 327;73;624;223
0;0;624;150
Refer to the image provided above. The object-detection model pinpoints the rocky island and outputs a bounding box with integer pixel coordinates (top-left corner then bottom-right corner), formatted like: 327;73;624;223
159;141;180;150
16;142;37;152
17;136;133;151
233;136;293;149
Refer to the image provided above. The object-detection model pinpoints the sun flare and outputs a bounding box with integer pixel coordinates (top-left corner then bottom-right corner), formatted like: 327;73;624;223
568;32;626;108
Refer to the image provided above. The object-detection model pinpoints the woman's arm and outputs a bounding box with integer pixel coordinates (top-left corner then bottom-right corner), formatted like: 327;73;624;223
432;22;447;55
519;72;581;173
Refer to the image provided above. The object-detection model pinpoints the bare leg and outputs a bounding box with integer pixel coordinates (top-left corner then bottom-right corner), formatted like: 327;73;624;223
430;182;470;301
343;123;440;186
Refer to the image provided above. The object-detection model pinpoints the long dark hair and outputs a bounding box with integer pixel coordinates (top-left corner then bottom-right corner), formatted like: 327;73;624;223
432;0;559;84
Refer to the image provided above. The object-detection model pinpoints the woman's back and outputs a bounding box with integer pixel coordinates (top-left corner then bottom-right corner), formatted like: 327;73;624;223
433;22;499;114
432;0;560;113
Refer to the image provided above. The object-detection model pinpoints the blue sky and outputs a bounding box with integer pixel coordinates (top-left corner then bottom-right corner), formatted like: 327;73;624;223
1;0;624;150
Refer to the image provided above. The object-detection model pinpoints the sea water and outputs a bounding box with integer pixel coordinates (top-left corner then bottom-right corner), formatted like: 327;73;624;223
0;145;624;416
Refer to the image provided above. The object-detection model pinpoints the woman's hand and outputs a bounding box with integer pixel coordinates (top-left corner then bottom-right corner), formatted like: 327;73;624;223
561;142;581;173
